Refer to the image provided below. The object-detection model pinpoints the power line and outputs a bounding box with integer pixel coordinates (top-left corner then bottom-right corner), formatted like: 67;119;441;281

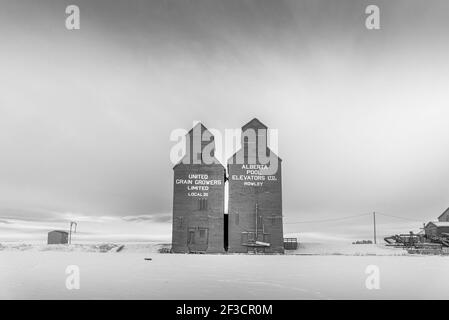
375;212;425;222
284;213;371;225
284;212;427;225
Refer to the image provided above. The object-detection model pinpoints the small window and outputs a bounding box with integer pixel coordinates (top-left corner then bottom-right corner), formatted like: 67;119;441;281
263;234;271;243
241;233;247;244
198;198;208;211
199;229;206;238
188;230;195;244
176;216;183;229
235;212;239;225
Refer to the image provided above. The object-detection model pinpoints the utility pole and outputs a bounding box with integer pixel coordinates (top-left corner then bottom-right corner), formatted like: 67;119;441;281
69;221;77;245
255;203;258;241
373;212;377;244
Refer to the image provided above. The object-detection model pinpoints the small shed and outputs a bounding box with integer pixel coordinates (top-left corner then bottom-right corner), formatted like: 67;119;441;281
283;238;298;250
424;222;449;238
48;230;69;244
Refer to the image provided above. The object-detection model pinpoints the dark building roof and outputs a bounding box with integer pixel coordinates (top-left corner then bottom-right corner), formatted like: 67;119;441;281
425;221;449;228
228;117;282;163
186;122;209;135
49;230;68;234
438;207;449;220
173;122;224;169
241;118;268;131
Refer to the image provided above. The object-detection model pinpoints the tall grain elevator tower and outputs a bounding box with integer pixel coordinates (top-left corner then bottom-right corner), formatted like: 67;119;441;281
227;118;284;253
172;123;226;253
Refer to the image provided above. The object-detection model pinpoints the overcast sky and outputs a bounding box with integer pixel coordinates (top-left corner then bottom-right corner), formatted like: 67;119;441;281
1;0;449;242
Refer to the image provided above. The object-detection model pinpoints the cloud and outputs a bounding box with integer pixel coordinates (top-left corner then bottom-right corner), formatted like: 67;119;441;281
0;207;66;223
0;208;124;224
57;212;120;223
122;213;171;224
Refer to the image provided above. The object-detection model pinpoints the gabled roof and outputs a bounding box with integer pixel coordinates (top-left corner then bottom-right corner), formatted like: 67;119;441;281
228;117;282;163
242;118;268;131
437;207;449;219
425;221;449;228
187;122;209;136
173;122;224;169
49;230;68;234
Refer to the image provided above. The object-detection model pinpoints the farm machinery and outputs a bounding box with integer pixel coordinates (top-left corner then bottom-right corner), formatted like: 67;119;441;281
384;231;449;254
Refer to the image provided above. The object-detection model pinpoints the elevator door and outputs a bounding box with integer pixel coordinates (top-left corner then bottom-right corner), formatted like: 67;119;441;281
187;228;208;252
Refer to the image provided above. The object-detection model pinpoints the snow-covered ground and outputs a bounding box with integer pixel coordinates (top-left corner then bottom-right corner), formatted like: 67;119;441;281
292;242;407;256
1;242;448;299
